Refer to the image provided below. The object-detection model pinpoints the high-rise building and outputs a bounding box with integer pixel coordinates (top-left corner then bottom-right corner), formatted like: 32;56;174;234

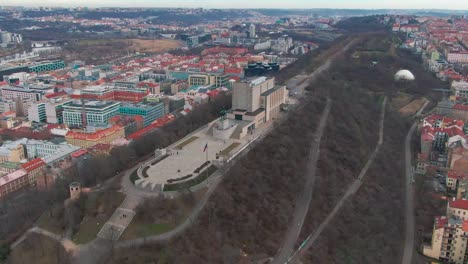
249;24;256;38
28;97;72;124
213;77;288;140
45;98;72;124
27;102;46;123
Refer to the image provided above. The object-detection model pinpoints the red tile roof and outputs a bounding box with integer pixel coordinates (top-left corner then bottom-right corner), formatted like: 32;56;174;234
454;104;468;111
66;125;124;142
0;111;16;118
88;143;112;151
448;170;468;180
435;216;448;229
46;124;62;130
128;114;175;140
20;158;46;172
449;199;468;210
71;149;88;158
45;91;67;98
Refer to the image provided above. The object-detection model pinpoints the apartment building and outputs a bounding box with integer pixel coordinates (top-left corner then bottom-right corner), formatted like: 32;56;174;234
424;199;468;263
65;125;125;148
0;169;28;198
0;140;25;162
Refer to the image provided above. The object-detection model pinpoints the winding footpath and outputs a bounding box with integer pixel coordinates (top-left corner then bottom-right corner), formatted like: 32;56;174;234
285;96;387;264
272;98;332;264
401;99;429;264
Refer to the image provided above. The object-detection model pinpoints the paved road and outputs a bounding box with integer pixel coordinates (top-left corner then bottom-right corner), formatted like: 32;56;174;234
272;98;332;264
15;226;78;253
286;97;387;264
402;99;429;264
289;38;357;97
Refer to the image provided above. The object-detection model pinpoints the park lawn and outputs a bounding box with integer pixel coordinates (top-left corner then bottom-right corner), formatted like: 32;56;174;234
120;221;175;240
72;191;126;244
219;142;241;156
399;98;426;117
119;187;207;241
72;214;108;244
175;136;198;150
390;92;413;110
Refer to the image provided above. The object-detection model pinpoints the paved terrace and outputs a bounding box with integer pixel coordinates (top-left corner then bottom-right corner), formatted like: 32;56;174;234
142;127;244;188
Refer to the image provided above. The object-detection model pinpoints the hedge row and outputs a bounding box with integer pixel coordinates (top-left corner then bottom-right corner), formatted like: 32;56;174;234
164;165;217;192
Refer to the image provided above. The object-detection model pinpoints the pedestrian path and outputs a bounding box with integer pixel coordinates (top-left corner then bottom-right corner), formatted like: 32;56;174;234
96;195;141;240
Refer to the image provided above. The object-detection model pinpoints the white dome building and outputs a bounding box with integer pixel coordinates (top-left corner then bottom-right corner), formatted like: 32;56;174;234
394;69;415;81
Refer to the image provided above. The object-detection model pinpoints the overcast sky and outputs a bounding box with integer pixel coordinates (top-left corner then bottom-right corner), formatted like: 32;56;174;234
2;0;468;10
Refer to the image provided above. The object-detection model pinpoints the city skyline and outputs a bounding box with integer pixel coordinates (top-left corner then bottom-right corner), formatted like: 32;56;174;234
2;0;468;10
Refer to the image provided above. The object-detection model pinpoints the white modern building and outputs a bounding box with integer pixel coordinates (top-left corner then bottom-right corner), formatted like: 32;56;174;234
213;76;288;140
24;138;80;162
1;86;43;102
63;100;120;127
452;81;468;98
27;102;46;123
28;97;72;124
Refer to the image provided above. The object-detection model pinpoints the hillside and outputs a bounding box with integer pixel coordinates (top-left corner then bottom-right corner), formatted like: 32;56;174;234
106;34;419;264
297;33;444;263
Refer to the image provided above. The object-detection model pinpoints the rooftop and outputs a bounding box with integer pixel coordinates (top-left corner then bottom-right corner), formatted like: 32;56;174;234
261;85;285;97
0;169;27;186
71;149;88;158
20;158;46;172
449;198;468;210
65;125;124;142
65;100;120;109
42;144;80;164
0;161;20;169
120;102;162;109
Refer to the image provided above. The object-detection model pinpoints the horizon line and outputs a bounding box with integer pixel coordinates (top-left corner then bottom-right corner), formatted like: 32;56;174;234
2;5;468;12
